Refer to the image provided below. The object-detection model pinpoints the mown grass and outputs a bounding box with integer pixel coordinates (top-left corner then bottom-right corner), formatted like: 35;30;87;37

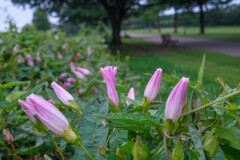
112;38;240;100
126;26;240;41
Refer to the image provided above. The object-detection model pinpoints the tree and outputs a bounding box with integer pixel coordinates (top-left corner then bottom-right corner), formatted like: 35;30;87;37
188;0;232;34
32;9;50;31
11;0;163;45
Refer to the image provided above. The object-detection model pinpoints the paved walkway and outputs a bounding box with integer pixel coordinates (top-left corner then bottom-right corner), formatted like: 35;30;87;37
127;33;240;57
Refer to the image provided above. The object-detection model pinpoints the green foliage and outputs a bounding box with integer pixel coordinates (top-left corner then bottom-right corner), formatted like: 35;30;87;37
70;97;109;160
172;139;184;160
32;9;50;31
0;24;240;160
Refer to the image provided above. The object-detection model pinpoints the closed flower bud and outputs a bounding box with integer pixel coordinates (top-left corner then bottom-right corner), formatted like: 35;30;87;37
87;47;92;58
63;82;71;88
67;77;76;83
75;53;81;60
27;54;34;67
164;77;189;122
18;99;36;123
18;55;25;63
73;71;85;79
26;94;70;135
59;73;66;79
51;82;74;106
77;67;91;75
70;62;76;72
127;88;135;106
36;52;41;61
57;52;63;59
62;43;67;49
13;44;19;51
144;68;162;101
100;66;119;106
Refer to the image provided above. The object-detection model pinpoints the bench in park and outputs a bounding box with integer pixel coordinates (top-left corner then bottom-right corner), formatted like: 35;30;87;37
161;34;179;47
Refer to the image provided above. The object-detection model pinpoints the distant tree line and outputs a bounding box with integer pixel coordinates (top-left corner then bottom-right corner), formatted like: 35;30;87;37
124;4;240;30
10;0;235;44
163;4;240;27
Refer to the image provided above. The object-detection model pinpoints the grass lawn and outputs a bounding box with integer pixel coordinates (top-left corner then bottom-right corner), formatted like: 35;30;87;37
112;37;240;100
126;26;240;41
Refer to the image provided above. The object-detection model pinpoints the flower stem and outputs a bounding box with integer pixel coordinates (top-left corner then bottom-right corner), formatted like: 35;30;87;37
0;139;15;159
150;145;164;160
79;143;95;160
181;90;240;117
164;134;170;160
46;132;64;160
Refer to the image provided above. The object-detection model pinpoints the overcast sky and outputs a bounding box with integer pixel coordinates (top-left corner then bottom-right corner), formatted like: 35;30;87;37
0;0;240;32
0;0;58;32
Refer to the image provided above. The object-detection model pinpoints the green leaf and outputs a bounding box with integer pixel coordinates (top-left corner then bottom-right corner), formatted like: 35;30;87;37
6;91;25;102
110;129;128;151
0;83;45;110
98;113;162;128
196;54;205;89
122;97;142;107
172;139;184;160
70;97;109;160
222;112;237;127
221;145;239;160
105;150;122;160
226;103;240;120
120;142;134;154
106;121;151;132
188;90;206;160
215;126;240;150
189;125;205;160
0;81;29;88
18;137;44;155
45;88;61;104
203;129;219;157
132;136;150;160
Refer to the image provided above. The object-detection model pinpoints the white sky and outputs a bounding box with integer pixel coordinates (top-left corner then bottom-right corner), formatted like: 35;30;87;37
0;0;58;32
0;0;240;32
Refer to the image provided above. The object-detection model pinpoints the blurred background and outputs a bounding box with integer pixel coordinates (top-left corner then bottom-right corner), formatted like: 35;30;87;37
1;0;240;93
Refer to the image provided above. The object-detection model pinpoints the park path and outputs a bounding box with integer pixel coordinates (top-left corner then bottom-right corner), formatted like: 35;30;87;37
127;33;240;57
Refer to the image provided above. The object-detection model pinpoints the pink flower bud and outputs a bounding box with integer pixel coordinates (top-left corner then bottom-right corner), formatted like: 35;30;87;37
77;67;91;75
36;52;41;61
18;99;36;123
144;68;162;101
67;77;76;83
26;54;34;67
87;47;92;58
127;88;135;106
18;55;25;63
51;82;74;106
57;52;63;59
21;94;69;135
100;66;119;106
62;43;67;49
164;77;189;122
70;62;76;72
13;44;19;51
63;82;71;88
73;71;85;79
59;73;66;79
75;53;81;60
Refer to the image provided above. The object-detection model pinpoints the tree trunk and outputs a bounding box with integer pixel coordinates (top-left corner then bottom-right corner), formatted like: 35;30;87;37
174;8;178;33
109;16;122;45
199;2;205;34
157;18;161;33
99;0;126;45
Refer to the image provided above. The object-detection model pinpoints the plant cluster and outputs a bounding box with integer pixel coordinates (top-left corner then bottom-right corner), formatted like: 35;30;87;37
0;27;240;160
